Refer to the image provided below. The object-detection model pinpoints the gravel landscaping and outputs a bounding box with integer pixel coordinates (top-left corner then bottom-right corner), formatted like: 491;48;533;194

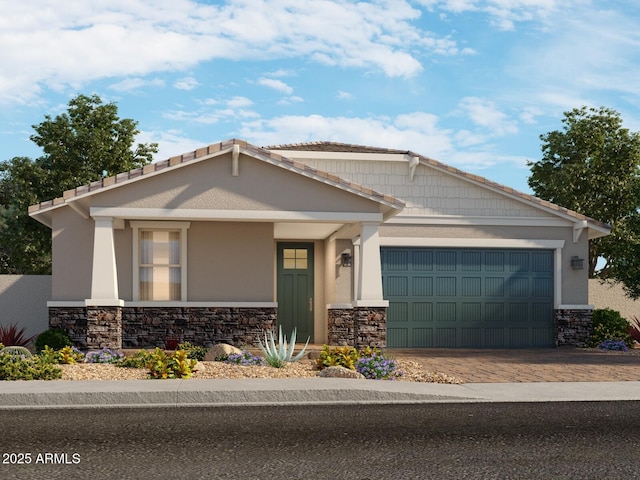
58;358;464;383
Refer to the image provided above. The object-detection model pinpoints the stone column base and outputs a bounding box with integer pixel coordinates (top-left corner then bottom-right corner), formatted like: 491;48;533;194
554;309;593;347
328;306;387;348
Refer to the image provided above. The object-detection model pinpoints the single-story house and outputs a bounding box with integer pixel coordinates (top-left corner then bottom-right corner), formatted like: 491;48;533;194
28;138;609;350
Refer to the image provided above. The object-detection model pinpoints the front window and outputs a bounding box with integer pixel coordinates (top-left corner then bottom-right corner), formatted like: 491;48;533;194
140;230;181;301
131;221;190;302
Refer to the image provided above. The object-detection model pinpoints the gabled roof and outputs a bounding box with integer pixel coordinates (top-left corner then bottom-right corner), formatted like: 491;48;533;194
28;139;405;226
268;141;611;234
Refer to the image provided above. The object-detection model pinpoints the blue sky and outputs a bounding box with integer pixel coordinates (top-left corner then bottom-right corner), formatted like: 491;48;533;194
1;0;639;194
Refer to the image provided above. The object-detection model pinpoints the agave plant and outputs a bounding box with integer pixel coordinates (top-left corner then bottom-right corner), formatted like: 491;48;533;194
257;326;310;368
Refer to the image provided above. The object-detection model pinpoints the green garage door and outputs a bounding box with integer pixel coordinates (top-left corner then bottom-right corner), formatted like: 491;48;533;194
382;248;555;348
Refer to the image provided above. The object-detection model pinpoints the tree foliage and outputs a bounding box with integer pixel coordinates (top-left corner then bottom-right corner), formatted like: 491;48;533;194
528;106;640;298
0;94;157;274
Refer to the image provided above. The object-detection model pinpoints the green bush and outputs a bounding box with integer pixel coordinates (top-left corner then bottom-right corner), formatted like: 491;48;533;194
146;348;197;379
589;308;634;348
0;352;62;380
40;345;85;364
316;345;360;370
177;342;208;361
118;350;154;369
35;328;72;353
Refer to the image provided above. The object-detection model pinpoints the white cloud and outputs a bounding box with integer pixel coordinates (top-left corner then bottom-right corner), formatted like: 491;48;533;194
174;76;200;91
457;97;518;135
337;91;353;100
163;95;258;125
417;0;561;30
0;0;467;105
238;112;454;159
108;77;164;92
257;78;293;94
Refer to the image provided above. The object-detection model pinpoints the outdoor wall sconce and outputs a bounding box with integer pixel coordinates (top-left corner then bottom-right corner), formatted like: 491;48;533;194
570;256;585;270
341;253;353;267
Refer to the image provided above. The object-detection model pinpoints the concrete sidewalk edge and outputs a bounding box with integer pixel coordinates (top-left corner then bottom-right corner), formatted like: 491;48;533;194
2;379;640;408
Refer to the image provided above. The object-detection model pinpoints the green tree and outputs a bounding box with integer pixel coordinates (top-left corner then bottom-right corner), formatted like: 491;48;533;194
0;94;157;274
528;106;640;297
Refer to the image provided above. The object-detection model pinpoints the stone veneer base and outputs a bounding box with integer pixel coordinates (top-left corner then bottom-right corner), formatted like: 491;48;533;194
554;309;593;347
49;306;277;350
328;307;387;348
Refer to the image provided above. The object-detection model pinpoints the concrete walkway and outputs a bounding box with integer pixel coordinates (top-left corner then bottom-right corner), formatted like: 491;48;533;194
1;347;639;409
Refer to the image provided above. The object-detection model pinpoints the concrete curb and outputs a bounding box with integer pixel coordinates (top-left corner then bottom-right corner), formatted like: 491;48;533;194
2;379;640;408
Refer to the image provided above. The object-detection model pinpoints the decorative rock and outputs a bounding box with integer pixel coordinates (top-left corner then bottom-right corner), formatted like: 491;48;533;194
318;366;365;379
206;343;243;361
192;361;205;373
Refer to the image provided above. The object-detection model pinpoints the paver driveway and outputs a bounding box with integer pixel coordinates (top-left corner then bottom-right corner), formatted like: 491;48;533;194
391;347;640;383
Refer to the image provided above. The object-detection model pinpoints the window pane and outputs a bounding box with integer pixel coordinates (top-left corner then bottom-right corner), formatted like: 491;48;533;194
139;230;182;300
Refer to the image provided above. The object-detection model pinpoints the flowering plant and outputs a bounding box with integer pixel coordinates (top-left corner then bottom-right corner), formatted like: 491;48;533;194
355;353;402;380
225;351;266;366
597;339;629;352
86;347;125;364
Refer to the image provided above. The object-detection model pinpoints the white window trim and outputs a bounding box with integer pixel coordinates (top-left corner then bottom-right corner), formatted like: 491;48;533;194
131;221;191;302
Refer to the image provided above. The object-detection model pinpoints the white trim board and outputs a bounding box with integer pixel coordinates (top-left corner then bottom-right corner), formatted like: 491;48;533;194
379;238;565;249
91;207;383;223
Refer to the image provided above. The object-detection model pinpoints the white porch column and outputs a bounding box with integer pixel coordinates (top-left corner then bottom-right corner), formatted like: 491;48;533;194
355;222;388;306
86;216;122;305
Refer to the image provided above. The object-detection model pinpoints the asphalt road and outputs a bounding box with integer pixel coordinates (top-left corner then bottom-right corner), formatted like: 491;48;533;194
1;402;639;479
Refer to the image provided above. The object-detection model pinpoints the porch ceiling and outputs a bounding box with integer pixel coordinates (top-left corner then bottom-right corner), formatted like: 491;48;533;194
274;222;344;239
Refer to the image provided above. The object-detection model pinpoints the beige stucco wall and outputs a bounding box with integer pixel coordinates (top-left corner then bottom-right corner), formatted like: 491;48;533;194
93;153;381;214
589;279;640;321
188;222;274;301
0;275;51;341
51;206;93;300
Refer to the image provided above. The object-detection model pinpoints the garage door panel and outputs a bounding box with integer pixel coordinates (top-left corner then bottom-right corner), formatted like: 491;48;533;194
388;328;408;348
436;303;456;322
411;250;433;271
412;328;432;347
388;302;408;324
412;302;433;322
509;277;529;297
383;247;554;348
485;277;505;297
385;276;408;296
412;277;433;296
485;328;505;347
461;277;482;296
435;328;456;347
436;277;456;296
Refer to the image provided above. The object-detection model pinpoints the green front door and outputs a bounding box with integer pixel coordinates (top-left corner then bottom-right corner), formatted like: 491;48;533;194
277;243;314;342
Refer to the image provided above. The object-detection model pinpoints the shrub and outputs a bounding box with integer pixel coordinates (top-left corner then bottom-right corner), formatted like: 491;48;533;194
0;352;62;380
0;323;35;347
597;339;629;352
177;342;208;361
316;345;359;371
355;353;403;380
35;328;72;353
118;350;153;369
41;345;84;364
589;308;634;348
86;347;124;364
225;351;266;366
628;317;640;343
146;348;197;379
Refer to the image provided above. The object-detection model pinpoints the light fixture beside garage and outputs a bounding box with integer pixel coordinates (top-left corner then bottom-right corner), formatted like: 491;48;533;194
341;252;353;267
570;256;585;270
